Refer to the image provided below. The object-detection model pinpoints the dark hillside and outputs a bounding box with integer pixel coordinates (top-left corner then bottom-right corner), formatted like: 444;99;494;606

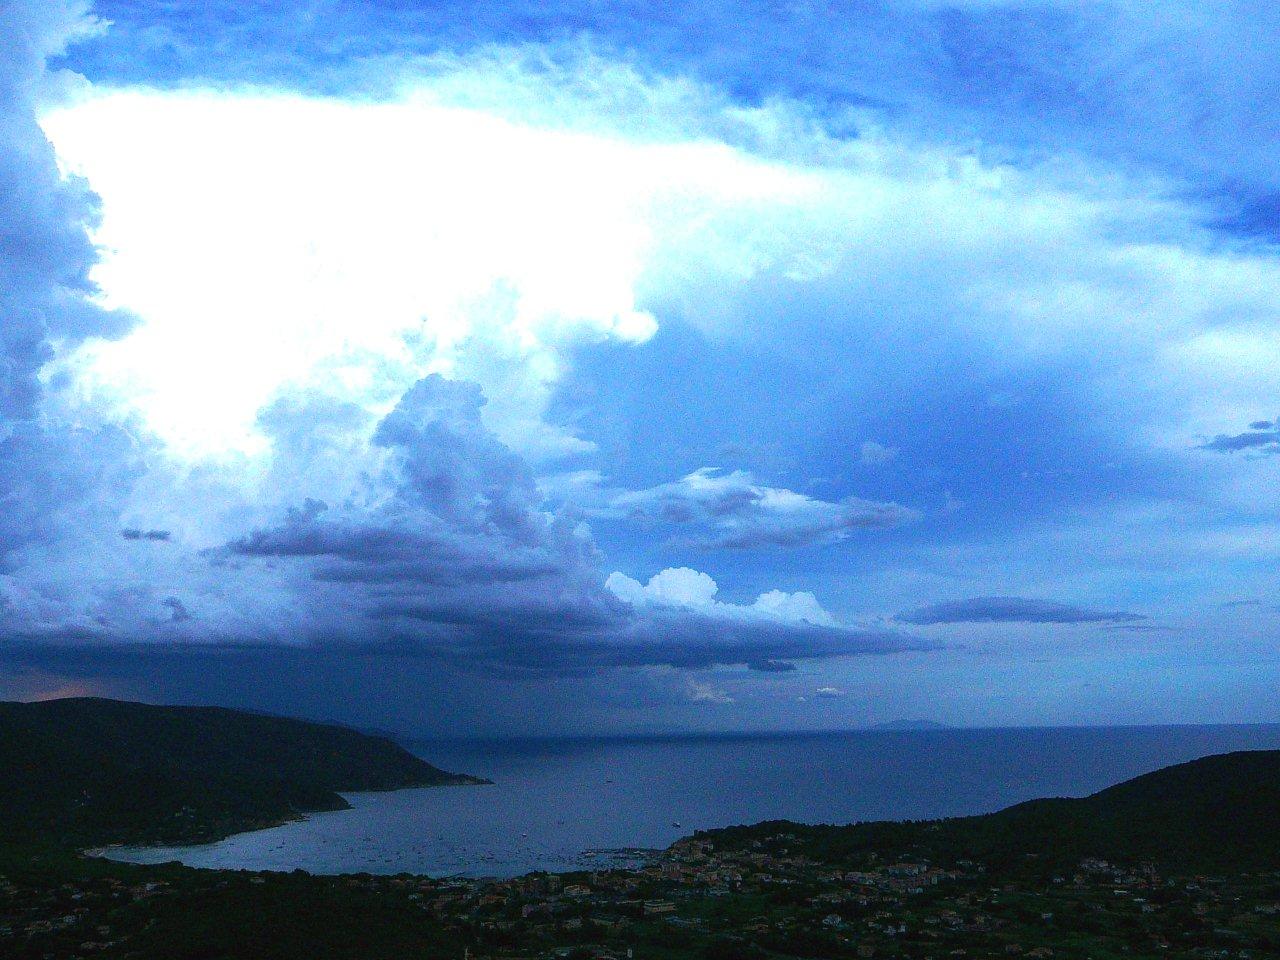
0;697;486;847
697;750;1280;873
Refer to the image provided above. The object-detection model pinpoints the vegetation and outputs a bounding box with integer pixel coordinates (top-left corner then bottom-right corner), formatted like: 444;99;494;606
0;697;486;847
696;749;1280;874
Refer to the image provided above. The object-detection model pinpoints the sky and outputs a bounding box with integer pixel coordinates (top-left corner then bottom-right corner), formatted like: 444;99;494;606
1;0;1278;736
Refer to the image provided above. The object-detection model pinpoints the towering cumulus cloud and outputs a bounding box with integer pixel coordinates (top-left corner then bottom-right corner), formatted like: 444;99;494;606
224;376;924;674
227;375;614;647
0;11;920;708
6;1;1280;731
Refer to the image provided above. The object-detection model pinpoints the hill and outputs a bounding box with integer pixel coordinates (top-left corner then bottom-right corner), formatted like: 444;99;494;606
695;749;1280;873
0;697;487;848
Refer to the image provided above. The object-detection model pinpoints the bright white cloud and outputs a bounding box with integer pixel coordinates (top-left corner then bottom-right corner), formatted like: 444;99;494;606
38;60;1280;487
38;84;815;462
605;566;837;626
752;589;836;626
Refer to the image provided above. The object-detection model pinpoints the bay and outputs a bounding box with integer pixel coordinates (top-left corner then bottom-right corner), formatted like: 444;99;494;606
104;723;1280;877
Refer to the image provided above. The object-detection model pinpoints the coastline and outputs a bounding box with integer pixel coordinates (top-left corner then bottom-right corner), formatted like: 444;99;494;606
90;723;1280;878
86;777;492;868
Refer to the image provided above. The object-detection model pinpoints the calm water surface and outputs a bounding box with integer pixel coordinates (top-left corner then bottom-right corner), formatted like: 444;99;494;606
105;724;1280;877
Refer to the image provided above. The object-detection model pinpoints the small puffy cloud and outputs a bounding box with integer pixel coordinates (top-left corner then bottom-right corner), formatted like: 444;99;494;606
859;440;898;465
626;566;719;607
687;679;734;704
896;596;1147;626
609;468;918;549
814;685;845;699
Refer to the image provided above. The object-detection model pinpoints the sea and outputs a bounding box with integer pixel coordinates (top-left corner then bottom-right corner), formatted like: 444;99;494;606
104;724;1280;878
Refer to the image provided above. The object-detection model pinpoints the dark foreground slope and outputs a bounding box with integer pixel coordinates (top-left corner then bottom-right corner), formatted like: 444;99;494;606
0;697;486;847
700;749;1280;873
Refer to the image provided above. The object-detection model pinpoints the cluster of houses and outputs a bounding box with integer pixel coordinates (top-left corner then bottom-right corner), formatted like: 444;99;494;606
5;837;1279;960
0;874;169;950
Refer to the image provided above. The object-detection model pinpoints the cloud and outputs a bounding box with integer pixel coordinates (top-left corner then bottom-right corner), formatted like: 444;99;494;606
162;597;191;623
0;1;125;422
215;378;931;676
1198;421;1280;456
0;2;138;565
121;528;171;541
859;441;898;465
224;374;611;636
813;686;845;699
687;679;733;704
608;468;918;549
749;660;796;673
6;4;1280;733
895;597;1147;626
602;567;932;671
590;608;933;673
606;566;836;626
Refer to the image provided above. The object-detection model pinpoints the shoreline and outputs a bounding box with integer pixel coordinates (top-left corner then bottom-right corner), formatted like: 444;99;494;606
84;778;493;871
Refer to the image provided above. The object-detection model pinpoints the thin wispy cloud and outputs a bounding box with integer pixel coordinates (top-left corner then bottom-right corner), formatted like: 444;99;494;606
896;598;1147;626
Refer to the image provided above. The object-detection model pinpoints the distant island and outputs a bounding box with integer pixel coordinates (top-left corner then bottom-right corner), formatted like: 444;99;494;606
2;698;1278;959
867;719;953;731
0;697;488;848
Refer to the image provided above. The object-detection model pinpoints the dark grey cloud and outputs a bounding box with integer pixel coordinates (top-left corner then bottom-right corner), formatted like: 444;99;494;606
162;597;191;623
896;596;1147;626
219;375;931;677
377;619;931;679
1198;422;1280;455
592;612;931;674
121;528;171;541
749;659;797;673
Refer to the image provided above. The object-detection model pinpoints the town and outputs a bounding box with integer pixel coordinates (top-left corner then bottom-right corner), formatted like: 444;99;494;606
5;827;1279;960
